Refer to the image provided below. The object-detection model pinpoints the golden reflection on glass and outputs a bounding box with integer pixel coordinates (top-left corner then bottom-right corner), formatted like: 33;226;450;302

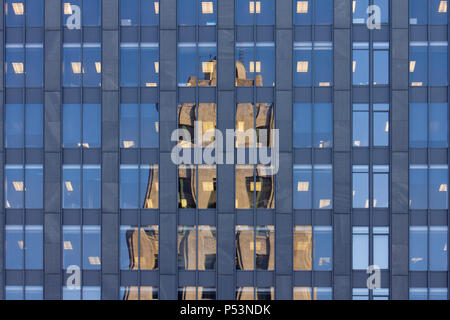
140;286;158;300
178;103;217;148
143;165;158;209
198;226;216;270
122;286;139;300
179;287;216;300
178;165;196;208
236;225;254;270
236;103;255;148
235;165;255;209
293;226;312;270
124;226;159;271
256;103;274;148
198;287;216;300
179;286;197;300
178;226;197;270
255;165;274;209
178;225;216;271
178;103;195;148
256;287;274;300
293;287;315;300
255;226;274;271
236;61;263;87
236;287;255;300
198;165;216;209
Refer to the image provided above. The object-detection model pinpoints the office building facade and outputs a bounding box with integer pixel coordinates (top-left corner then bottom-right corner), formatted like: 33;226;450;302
0;0;448;300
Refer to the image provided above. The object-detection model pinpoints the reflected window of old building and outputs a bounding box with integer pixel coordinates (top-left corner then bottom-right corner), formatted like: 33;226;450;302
120;226;159;271
236;0;275;25
178;103;216;148
120;164;159;209
235;42;275;87
235;225;274;271
63;225;101;270
120;43;159;87
121;286;158;300
178;43;217;87
121;103;159;148
178;287;216;300
178;225;216;271
294;226;332;271
293;287;332;300
120;0;159;26
235;165;274;209
236;103;274;148
178;0;217;26
178;165;216;209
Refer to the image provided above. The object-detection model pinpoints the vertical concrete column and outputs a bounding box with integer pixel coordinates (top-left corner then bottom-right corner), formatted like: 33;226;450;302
101;0;120;300
159;0;178;300
333;0;352;300
275;0;293;300
44;0;62;300
216;0;235;300
390;0;410;300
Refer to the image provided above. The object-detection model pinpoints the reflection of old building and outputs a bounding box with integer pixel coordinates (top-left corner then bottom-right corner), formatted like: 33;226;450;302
143;166;159;209
178;287;216;300
236;287;275;301
122;286;158;301
293;227;312;270
236;165;274;209
235;226;274;271
178;226;216;271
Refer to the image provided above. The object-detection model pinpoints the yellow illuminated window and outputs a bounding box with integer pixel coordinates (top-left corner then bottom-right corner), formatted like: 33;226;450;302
154;1;159;14
12;2;24;15
95;62;101;74
202;182;214;192
297;1;308;13
411;82;423;86
409;61;416;72
438;1;447;13
249;1;261;14
250;181;262;192
65;181;74;192
71;62;82;74
202;1;213;14
297;61;308;73
297;181;309;192
319;199;331;208
202;61;214;73
249;61;261;73
12;62;24;74
352;60;356;72
13;181;24;191
63;241;73;250
88;257;101;265
154;61;159;73
64;2;72;15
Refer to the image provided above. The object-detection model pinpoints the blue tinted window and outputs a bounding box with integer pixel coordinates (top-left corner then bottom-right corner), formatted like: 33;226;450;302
410;0;428;24
63;165;81;209
314;43;333;86
63;45;82;86
83;226;101;270
5;0;24;26
429;103;448;148
25;286;43;300
25;104;43;148
373;50;389;85
315;0;333;24
373;166;389;208
410;103;427;147
352;227;369;270
353;165;369;208
429;165;448;209
25;225;43;269
294;43;312;86
178;0;217;26
82;287;101;300
141;0;160;26
5;165;24;209
293;0;311;24
314;103;332;148
429;288;448;300
25;165;43;209
120;165;139;208
83;104;101;148
353;0;369;24
374;0;389;23
293;165;312;209
5;286;24;300
293;0;332;25
373;104;389;146
409;43;427;86
313;165;332;209
63;286;81;300
5;104;43;148
121;44;159;87
83;45;101;87
178;43;217;87
83;0;101;26
83;165;101;209
63;104;81;148
121;104;139;148
409;288;428;300
429;226;448;271
141;104;159;148
353;104;369;147
410;226;428;271
120;226;135;270
313;227;332;271
121;0;139;26
63;226;81;268
373;227;389;269
236;0;274;25
63;0;101;27
293;103;312;147
429;43;448;86
430;0;448;24
26;45;44;87
409;165;428;209
63;104;101;148
6;225;24;269
5;104;24;148
353;46;369;85
5;45;25;87
141;44;159;87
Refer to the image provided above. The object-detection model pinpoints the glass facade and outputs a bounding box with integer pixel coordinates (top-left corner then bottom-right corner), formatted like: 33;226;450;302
0;0;449;301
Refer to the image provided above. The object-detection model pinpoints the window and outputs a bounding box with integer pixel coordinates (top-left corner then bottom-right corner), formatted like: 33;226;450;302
236;0;275;25
120;43;159;87
5;104;43;148
236;225;274;271
410;226;448;271
410;103;448;148
236;287;274;300
120;0;159;26
5;286;43;300
353;0;389;24
120;226;159;270
63;104;101;148
120;103;159;148
293;165;332;209
294;103;332;148
63;225;101;270
235;103;274;148
5;225;43;270
177;102;217;148
178;42;216;87
293;287;332;300
63;43;101;87
179;287;216;300
235;165;274;209
353;42;389;86
409;165;448;209
5;44;43;88
293;226;332;271
410;42;448;87
179;165;217;209
120;164;159;209
236;42;275;87
352;227;389;270
410;0;448;25
121;286;158;300
178;0;217;26
5;164;43;209
178;226;216;270
63;0;101;27
352;288;389;300
410;288;448;300
293;0;333;25
5;0;44;27
62;165;101;209
294;42;333;87
63;286;101;300
352;165;389;208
